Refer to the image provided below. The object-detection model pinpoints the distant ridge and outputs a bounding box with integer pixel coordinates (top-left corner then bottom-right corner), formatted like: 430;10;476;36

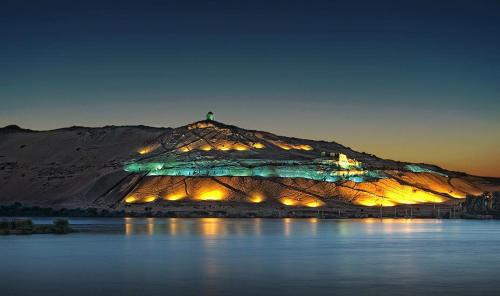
1;124;170;133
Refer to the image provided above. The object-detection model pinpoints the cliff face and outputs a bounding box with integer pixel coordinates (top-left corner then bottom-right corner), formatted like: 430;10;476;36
1;122;499;212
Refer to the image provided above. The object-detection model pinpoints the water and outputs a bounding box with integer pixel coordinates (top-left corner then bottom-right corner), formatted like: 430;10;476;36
1;218;500;296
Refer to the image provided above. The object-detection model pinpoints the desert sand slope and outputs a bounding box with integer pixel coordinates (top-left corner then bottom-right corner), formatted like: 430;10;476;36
1;122;499;213
0;125;168;207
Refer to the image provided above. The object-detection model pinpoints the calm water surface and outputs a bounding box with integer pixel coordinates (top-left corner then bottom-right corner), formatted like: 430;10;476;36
1;218;500;296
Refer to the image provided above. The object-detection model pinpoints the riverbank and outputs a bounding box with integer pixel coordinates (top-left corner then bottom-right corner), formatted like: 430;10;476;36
0;218;72;235
0;202;475;219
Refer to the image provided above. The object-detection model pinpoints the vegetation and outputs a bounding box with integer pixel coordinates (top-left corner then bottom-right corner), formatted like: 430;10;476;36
0;218;72;235
0;203;126;217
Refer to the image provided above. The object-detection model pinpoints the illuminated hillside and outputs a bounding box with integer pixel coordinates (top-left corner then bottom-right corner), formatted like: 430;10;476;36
117;113;491;208
1;115;498;215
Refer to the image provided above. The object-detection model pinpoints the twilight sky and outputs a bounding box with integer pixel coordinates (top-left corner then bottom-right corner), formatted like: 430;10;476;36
1;0;499;177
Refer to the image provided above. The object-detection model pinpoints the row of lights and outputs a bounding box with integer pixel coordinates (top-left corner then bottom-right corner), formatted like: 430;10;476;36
178;142;265;152
125;192;323;207
139;141;314;155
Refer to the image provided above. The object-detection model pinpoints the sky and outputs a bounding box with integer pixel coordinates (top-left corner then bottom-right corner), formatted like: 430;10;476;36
1;0;499;177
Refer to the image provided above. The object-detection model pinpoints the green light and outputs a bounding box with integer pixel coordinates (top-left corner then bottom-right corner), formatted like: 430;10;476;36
405;165;447;177
124;158;371;183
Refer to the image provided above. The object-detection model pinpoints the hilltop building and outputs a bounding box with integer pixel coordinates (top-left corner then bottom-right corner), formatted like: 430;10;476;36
206;111;214;121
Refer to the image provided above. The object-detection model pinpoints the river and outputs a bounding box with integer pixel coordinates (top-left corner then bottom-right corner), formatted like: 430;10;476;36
1;218;499;295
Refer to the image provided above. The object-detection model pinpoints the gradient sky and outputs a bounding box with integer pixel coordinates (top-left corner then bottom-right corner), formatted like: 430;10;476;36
1;0;499;177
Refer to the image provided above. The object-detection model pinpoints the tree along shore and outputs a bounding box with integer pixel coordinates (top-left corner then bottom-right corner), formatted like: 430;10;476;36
0;218;72;235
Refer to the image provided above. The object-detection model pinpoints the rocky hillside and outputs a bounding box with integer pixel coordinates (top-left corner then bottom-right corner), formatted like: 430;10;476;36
1;121;499;214
0;125;167;207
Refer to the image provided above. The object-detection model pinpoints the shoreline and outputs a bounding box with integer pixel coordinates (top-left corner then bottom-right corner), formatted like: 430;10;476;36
1;202;493;219
0;218;72;235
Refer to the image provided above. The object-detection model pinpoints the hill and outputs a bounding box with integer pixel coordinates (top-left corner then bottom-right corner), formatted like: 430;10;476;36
1;116;499;217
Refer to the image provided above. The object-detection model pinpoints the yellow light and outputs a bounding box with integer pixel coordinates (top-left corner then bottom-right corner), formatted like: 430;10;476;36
299;144;313;151
137;143;160;155
164;193;186;201
137;147;151;155
252;143;265;149
143;195;158;203
125;196;138;203
350;177;449;207
249;193;265;203
356;199;397;207
304;200;324;208
179;146;190;152
382;184;445;205
280;197;298;206
233;143;249;151
200;144;212;151
197;189;224;201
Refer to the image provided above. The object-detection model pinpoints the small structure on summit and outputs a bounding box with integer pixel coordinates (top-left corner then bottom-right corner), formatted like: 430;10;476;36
206;111;214;121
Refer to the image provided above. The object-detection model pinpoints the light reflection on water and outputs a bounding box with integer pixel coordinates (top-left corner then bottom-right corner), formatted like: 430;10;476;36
122;217;326;238
122;217;443;237
1;218;500;296
124;217;266;237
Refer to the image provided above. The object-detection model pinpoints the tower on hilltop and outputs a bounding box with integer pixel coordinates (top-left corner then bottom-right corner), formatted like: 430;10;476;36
206;111;214;121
